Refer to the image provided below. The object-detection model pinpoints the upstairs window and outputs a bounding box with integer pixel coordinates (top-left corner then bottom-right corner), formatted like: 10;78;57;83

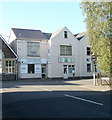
60;45;72;56
27;42;40;57
64;31;68;38
87;47;91;55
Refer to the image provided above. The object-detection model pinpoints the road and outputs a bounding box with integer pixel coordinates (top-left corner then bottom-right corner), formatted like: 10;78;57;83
1;79;111;119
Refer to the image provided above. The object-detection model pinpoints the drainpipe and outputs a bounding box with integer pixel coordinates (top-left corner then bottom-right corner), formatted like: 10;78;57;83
15;58;18;80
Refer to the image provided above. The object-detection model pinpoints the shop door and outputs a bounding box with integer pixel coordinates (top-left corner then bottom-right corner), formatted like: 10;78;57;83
63;65;68;79
41;65;46;78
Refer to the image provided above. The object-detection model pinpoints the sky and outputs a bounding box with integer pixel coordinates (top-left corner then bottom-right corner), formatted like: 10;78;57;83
0;1;87;41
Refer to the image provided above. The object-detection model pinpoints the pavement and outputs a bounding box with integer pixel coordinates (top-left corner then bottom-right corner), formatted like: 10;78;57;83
66;79;111;92
1;78;111;92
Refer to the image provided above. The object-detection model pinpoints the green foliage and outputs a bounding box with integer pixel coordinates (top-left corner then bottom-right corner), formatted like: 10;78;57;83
81;2;112;77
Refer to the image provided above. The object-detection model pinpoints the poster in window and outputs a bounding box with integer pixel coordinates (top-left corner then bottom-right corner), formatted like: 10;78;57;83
35;64;41;73
21;65;27;73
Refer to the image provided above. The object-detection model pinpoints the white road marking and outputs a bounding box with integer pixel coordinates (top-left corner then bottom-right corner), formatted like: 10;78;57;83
65;94;103;106
41;88;52;92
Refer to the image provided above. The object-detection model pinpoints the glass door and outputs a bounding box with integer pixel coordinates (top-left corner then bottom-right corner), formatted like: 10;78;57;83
41;65;46;78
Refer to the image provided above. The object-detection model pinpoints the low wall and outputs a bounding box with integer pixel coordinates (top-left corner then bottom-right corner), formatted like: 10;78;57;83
2;74;16;81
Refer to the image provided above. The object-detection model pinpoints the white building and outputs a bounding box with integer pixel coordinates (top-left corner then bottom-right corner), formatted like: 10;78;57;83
9;27;93;79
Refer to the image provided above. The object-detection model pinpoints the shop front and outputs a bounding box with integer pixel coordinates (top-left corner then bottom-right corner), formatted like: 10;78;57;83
19;58;47;79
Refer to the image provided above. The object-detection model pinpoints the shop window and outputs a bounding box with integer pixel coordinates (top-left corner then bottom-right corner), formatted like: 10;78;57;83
5;61;15;74
60;45;72;56
87;64;91;72
64;31;68;38
63;65;75;74
68;65;75;73
27;42;40;57
28;64;35;74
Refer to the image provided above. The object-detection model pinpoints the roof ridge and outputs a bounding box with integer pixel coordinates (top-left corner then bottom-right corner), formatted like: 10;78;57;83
12;28;41;31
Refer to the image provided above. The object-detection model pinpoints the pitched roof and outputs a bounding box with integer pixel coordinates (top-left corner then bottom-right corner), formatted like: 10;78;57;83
12;28;48;40
0;35;18;58
43;33;52;39
75;32;87;40
50;27;65;39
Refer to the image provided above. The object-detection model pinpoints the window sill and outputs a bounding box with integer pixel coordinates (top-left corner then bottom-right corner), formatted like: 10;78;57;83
27;55;40;57
60;54;72;56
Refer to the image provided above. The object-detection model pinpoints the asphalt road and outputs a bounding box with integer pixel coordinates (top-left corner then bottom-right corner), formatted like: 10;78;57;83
2;79;111;119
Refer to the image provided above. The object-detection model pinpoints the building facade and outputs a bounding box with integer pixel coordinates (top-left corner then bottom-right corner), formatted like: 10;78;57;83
0;35;17;80
9;27;93;79
47;27;93;79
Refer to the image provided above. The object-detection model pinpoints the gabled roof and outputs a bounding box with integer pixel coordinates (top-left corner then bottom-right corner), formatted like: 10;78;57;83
75;32;87;40
0;35;18;58
50;26;76;40
50;27;66;39
12;28;48;40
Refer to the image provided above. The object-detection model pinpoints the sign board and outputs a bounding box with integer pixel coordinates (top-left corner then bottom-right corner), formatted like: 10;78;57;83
21;58;47;64
21;65;27;73
35;64;41;73
58;57;74;63
91;54;97;62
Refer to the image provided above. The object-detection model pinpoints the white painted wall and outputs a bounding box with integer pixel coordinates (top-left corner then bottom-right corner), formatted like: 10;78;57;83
48;27;93;78
78;35;93;76
9;27;93;79
48;27;79;78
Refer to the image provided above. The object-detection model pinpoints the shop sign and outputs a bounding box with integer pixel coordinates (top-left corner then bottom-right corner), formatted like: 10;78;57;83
21;64;27;73
21;58;47;64
58;57;74;63
35;64;41;73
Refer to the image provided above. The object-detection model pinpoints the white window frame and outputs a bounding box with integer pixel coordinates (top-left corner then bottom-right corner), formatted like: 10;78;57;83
5;60;15;74
63;65;75;74
60;45;72;56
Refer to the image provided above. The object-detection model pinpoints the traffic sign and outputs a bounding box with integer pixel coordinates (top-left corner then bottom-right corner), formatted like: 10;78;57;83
91;54;97;62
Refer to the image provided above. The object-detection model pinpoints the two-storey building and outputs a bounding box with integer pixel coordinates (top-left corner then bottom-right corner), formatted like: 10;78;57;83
9;28;49;79
9;27;93;79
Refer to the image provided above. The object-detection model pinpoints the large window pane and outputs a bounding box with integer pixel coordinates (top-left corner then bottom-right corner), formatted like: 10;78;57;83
28;64;35;74
60;45;72;56
27;42;40;56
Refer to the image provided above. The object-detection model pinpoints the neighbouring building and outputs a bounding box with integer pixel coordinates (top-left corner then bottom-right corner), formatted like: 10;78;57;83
0;35;18;80
8;27;93;80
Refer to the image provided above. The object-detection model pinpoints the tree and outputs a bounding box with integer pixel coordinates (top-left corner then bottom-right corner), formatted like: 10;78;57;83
81;2;112;81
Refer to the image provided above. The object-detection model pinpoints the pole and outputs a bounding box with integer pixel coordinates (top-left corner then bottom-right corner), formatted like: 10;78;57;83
93;62;96;85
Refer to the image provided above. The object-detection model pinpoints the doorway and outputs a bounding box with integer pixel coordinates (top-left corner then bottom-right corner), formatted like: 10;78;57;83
63;65;75;78
41;64;46;78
